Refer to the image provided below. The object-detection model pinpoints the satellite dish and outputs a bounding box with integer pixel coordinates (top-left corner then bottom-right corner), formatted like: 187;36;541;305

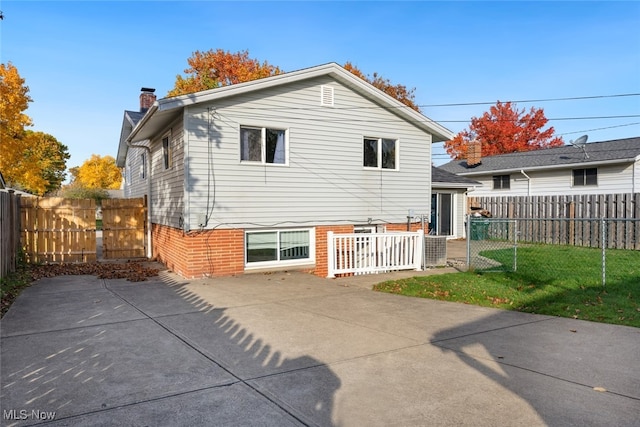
569;134;589;159
570;134;588;147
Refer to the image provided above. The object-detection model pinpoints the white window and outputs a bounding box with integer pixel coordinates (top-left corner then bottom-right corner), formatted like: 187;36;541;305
245;228;314;267
492;175;510;190
363;137;397;169
140;153;147;179
240;126;287;165
573;168;597;186
162;132;173;170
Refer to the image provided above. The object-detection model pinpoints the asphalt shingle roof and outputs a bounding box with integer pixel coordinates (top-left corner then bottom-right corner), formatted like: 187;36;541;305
438;137;640;175
431;166;480;186
125;110;145;126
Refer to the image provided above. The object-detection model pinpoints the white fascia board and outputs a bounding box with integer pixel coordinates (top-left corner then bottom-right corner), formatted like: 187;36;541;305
126;103;160;143
159;63;341;111
155;62;454;142
455;158;638;176
432;182;479;189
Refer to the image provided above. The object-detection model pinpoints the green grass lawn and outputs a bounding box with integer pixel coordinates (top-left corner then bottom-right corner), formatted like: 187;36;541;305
373;245;640;327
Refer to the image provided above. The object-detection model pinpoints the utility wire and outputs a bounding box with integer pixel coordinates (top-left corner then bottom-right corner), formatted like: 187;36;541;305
421;93;640;108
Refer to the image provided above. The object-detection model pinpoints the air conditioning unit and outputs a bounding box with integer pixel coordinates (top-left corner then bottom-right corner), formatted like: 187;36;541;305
425;236;447;267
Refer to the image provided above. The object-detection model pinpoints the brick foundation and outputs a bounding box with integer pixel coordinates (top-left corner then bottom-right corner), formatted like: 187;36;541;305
151;222;422;279
152;224;244;278
314;225;354;278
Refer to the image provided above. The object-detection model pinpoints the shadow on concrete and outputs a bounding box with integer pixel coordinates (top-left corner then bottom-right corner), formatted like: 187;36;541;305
430;309;640;426
0;271;340;426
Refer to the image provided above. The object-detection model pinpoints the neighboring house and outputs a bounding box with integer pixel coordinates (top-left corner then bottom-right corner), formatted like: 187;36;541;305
438;137;640;197
431;166;479;239
117;63;454;278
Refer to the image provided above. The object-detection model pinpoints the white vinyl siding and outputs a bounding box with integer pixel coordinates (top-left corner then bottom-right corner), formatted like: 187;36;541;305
181;75;432;231
150;123;184;227
467;162;637;196
123;142;150;198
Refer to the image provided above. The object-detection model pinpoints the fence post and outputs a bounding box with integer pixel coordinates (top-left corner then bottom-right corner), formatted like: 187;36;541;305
327;231;335;279
601;217;606;287
415;229;424;271
466;215;471;270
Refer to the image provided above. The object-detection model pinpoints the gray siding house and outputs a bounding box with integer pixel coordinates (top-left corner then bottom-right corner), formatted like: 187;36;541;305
117;63;453;278
439;137;640;197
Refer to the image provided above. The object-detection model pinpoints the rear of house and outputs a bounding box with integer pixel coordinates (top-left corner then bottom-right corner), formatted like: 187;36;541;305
117;63;453;278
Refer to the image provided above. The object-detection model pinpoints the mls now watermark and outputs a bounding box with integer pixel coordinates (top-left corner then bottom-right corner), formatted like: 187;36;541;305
3;409;56;421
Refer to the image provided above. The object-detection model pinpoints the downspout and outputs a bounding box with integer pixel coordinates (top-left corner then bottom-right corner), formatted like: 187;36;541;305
520;170;531;196
633;158;637;194
126;141;153;259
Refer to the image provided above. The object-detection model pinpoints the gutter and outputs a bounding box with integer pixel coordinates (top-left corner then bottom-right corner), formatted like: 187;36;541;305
520;170;531;196
125;140;153;259
453;157;638;176
125;102;158;260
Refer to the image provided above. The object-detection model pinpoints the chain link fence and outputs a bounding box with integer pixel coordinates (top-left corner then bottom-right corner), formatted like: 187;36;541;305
467;217;640;286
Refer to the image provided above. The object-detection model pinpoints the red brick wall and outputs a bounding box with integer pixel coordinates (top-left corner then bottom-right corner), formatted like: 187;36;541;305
386;222;423;232
314;225;354;278
152;224;244;278
152;222;418;278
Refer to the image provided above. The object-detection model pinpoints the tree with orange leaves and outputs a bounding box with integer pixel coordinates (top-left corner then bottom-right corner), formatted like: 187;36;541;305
343;62;420;112
444;101;564;160
168;50;421;113
168;49;283;96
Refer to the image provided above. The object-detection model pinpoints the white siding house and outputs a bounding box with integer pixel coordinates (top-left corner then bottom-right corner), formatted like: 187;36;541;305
117;63;453;278
439;137;640;197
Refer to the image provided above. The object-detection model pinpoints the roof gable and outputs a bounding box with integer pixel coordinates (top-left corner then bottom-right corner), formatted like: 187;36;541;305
118;63;454;166
439;137;640;175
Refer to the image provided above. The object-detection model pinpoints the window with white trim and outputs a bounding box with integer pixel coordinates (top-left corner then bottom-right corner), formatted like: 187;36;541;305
240;126;287;164
245;229;314;266
140;153;147;179
573;168;597;186
363;137;397;169
162;132;173;169
492;174;510;190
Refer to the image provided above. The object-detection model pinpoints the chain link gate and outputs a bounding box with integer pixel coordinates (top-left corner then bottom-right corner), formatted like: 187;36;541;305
467;217;518;272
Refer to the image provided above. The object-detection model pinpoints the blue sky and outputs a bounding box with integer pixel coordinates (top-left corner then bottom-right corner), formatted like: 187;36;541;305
2;1;639;173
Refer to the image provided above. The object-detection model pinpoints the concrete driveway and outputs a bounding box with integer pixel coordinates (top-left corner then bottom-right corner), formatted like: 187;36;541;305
1;267;639;426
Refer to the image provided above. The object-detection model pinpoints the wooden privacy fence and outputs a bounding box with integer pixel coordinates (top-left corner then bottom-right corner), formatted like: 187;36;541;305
468;193;640;220
327;230;424;278
468;193;640;250
101;197;146;259
0;191;22;279
20;197;147;263
21;197;97;263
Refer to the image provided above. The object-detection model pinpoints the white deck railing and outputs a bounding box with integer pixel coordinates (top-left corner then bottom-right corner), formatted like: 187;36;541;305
327;230;424;278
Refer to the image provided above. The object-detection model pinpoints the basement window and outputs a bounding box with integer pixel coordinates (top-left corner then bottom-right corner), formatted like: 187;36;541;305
245;228;314;268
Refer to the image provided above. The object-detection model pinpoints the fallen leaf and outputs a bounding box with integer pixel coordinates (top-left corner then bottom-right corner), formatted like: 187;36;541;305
593;387;607;393
570;329;577;333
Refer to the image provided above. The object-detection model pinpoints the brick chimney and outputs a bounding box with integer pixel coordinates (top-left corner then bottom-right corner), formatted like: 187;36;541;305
139;87;156;113
467;140;482;168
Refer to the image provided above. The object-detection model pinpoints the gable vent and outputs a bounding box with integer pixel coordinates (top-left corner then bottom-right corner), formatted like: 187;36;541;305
320;85;334;106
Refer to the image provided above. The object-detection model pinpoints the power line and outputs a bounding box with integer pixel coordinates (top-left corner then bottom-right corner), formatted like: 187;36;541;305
421;93;640;108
